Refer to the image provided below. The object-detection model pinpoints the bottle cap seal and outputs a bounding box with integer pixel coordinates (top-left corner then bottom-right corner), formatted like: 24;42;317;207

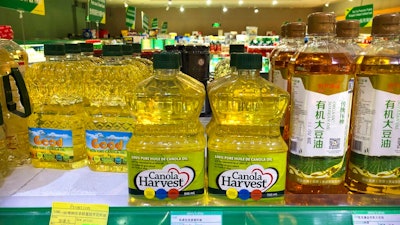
372;13;400;36
307;12;336;35
336;20;360;38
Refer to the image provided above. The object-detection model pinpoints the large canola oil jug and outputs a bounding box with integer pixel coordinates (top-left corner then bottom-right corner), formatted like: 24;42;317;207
127;51;206;206
0;40;31;167
25;44;88;169
85;44;149;172
207;53;289;205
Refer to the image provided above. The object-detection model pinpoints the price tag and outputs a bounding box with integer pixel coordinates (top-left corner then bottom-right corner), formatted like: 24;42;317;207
352;212;400;225
49;202;109;225
171;211;222;225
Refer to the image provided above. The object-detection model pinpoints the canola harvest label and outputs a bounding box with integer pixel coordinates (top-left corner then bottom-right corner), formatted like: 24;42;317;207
86;130;132;165
207;151;287;201
28;127;73;162
127;151;204;200
348;75;400;185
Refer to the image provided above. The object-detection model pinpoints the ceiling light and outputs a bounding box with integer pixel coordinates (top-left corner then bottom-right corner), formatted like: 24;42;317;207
166;6;169;10
124;1;128;8
206;0;211;5
168;0;172;5
222;6;228;12
254;8;259;13
325;2;330;7
238;0;243;5
180;6;184;12
272;0;278;5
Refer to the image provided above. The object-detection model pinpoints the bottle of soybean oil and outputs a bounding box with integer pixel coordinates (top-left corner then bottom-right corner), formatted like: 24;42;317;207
25;44;88;169
269;22;306;143
286;12;356;201
346;13;400;195
127;52;206;206
207;53;289;205
335;20;364;60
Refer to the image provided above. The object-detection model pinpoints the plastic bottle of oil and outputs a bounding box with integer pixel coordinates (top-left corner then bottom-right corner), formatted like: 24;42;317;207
0;104;8;179
0;39;31;167
85;44;139;172
269;22;306;142
345;13;400;195
335;20;363;60
25;44;87;169
207;53;289;205
286;12;356;201
127;51;206;206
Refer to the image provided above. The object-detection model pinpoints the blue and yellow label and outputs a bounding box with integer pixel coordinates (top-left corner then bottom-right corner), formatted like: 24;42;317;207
29;127;73;162
86;130;132;165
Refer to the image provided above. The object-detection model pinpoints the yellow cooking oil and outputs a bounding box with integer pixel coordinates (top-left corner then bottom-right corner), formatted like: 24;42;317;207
345;13;400;195
207;53;289;205
127;52;206;206
25;44;88;169
0;39;31;167
85;44;151;172
286;12;355;199
269;22;306;143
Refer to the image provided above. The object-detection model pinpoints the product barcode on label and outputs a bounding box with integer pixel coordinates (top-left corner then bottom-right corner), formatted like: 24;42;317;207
353;140;362;152
290;141;299;153
329;138;340;149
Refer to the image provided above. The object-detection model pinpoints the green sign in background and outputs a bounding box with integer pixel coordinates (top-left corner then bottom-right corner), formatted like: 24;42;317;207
0;0;45;15
126;6;136;29
142;11;149;31
161;22;168;34
345;4;373;27
88;0;106;23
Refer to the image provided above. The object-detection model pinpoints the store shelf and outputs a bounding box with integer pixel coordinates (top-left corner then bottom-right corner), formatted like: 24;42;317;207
0;117;399;224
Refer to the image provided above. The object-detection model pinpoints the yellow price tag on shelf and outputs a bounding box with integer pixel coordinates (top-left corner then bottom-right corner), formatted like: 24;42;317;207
49;202;109;225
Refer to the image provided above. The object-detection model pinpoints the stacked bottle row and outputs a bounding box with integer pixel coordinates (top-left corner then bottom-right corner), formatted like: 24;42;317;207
126;12;400;207
24;43;153;171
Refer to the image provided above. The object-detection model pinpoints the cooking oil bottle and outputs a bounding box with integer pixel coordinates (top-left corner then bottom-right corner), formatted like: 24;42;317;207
127;51;206;206
286;12;356;200
85;44;140;172
0;105;8;179
207;53;289;205
345;13;400;195
335;20;363;60
269;22;306;143
25;43;87;169
0;39;31;167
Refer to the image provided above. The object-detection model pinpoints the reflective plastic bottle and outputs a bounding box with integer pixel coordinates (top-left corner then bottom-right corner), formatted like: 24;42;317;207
85;45;140;172
286;12;356;199
346;13;400;195
335;20;364;60
269;22;306;143
25;44;87;169
127;52;206;206
207;53;289;205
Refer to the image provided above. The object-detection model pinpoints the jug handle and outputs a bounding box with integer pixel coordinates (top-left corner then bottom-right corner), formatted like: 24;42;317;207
3;68;32;118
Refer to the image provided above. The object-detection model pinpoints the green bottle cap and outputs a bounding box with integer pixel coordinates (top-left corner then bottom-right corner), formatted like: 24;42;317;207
102;45;123;56
65;43;81;54
153;51;181;69
122;44;133;55
230;52;239;67
79;43;94;53
44;44;65;56
236;53;262;70
132;43;141;53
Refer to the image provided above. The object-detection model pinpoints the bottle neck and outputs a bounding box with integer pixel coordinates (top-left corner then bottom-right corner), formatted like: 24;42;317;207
102;55;124;65
237;69;260;78
371;35;398;44
308;34;334;42
45;55;65;62
154;68;180;79
336;37;357;45
65;53;81;61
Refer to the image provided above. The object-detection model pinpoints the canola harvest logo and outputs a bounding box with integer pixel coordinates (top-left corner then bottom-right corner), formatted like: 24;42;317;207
135;164;195;200
217;165;279;200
